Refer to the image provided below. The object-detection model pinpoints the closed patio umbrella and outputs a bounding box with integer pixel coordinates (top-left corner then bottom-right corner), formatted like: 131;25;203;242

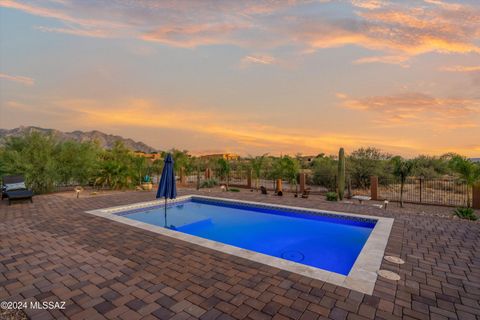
156;153;177;227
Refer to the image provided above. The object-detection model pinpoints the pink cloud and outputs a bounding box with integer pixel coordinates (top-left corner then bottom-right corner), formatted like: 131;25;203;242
0;73;35;86
241;55;277;65
1;0;479;63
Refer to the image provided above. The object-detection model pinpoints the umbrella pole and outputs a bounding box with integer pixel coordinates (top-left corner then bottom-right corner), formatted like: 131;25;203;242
164;197;167;228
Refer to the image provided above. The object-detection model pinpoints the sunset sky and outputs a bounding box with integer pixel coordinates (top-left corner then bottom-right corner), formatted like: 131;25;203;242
1;0;479;157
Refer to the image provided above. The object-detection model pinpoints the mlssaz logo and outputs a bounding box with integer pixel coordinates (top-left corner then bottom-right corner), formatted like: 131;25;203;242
30;301;66;310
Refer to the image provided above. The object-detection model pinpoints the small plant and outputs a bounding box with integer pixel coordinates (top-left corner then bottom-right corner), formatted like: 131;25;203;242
200;179;218;189
453;207;478;220
228;188;240;192
143;175;151;183
326;192;338;201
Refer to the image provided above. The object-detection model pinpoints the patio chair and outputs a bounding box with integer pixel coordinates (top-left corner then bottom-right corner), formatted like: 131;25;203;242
1;175;34;205
260;186;268;195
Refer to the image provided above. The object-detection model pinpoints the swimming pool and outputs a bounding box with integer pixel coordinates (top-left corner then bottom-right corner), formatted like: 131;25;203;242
87;195;393;294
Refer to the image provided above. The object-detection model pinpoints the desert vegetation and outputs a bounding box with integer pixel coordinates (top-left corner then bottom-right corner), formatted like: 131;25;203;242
1;132;479;209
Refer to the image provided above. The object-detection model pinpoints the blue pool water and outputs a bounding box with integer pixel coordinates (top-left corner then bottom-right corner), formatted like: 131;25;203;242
122;198;376;275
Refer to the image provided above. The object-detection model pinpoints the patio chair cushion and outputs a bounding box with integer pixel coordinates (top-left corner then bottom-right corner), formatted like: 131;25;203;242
5;182;27;192
5;189;34;199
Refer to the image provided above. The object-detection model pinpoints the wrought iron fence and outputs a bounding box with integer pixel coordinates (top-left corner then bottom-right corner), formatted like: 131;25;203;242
378;177;469;206
183;171;471;207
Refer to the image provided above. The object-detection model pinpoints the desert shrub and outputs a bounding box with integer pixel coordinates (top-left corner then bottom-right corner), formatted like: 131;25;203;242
348;147;391;189
200;179;218;188
453;207;478;220
56;140;101;186
412;155;449;178
311;156;337;191
270;156;300;187
0;132;60;193
94;141;139;190
326;192;338;201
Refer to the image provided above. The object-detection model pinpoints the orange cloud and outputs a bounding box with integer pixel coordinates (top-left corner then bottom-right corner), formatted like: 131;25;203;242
41;98;423;155
2;0;479;65
6;96;480;156
0;73;35;86
351;0;385;10
140;23;247;48
353;55;409;66
423;0;464;11
241;55;276;65
440;65;480;72
338;92;480;129
292;1;480;65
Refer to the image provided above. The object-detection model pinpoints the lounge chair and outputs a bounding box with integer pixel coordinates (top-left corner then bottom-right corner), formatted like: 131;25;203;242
260;186;268;195
1;175;34;205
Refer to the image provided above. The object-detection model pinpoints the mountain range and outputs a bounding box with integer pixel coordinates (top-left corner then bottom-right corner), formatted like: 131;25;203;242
0;126;158;153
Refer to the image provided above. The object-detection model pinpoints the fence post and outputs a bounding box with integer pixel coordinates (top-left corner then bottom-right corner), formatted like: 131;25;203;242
473;184;480;209
247;170;252;189
299;173;306;193
276;179;283;193
419;177;423;203
205;168;211;179
370;176;378;200
180;167;186;185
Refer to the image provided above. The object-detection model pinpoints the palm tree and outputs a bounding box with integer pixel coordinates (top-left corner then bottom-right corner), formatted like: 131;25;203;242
249;154;267;191
151;158;164;184
449;155;480;208
216;158;231;190
391;156;415;208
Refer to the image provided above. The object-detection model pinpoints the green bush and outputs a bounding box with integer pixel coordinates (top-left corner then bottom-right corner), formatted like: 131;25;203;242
453;207;478;220
326;192;338;201
0;132;155;192
311;156;337;191
200;179;218;188
348;147;391;189
228;188;240;192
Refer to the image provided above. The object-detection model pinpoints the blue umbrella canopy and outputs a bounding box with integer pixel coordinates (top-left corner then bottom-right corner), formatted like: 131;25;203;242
156;153;177;199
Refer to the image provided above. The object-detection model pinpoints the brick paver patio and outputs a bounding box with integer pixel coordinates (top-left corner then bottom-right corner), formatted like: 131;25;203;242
1;188;479;320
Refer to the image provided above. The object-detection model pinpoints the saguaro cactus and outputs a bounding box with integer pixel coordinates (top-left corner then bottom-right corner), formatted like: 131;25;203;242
338;148;345;200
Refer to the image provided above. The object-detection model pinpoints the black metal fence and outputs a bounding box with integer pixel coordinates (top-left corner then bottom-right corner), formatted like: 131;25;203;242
378;177;469;207
183;171;471;207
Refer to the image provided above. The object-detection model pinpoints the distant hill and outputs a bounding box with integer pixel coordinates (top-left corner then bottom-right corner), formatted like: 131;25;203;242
0;126;158;153
471;158;480;163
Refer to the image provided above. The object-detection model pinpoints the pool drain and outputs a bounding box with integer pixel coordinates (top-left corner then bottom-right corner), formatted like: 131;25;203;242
281;251;305;262
377;270;401;281
384;256;405;264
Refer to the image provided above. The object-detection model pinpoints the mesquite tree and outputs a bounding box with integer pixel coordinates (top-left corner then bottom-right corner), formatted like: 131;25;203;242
391;156;415;208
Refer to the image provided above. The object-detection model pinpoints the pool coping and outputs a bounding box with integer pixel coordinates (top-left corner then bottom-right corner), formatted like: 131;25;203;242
85;195;394;294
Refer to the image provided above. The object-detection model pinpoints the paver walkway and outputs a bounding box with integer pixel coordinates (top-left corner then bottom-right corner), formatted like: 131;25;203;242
1;189;479;320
